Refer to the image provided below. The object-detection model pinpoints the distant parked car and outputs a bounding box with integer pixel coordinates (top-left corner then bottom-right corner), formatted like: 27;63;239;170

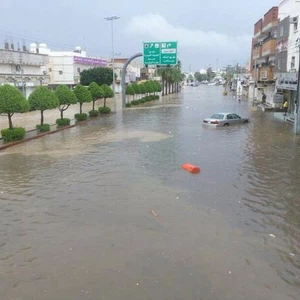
203;113;249;127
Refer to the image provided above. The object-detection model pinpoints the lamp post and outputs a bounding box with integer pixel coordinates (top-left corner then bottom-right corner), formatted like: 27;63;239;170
104;16;120;112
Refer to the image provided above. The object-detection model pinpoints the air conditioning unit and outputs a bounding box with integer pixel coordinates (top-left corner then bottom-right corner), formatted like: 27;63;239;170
291;17;298;24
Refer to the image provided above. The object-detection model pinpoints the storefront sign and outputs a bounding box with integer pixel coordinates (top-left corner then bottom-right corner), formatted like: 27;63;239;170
74;56;107;66
276;72;297;91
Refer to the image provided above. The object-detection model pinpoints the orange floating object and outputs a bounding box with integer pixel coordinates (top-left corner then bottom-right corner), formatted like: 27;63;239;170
181;163;200;174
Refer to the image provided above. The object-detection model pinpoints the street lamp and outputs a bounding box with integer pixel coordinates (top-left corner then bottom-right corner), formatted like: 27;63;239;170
104;16;120;112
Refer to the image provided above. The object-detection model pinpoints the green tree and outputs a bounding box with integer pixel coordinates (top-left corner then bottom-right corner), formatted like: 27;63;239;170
102;84;114;107
207;68;214;81
28;86;59;126
144;81;153;95
55;85;77;119
88;82;104;110
154;81;162;93
139;83;146;95
131;82;140;98
80;67;113;86
74;84;92;114
0;84;29;129
194;72;201;82
126;84;135;101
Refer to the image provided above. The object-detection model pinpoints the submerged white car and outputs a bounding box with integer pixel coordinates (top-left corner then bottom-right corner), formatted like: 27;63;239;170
203;113;249;127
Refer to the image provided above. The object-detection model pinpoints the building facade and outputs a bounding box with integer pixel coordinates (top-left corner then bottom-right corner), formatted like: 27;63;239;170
0;43;49;98
48;47;107;87
251;7;278;105
275;0;300;120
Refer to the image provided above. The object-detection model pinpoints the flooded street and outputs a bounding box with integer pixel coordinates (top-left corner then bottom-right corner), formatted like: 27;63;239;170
0;86;299;299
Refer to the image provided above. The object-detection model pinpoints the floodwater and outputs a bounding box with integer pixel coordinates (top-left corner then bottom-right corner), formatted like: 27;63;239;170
0;86;299;300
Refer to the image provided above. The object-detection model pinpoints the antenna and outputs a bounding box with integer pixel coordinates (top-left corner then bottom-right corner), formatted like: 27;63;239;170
10;37;14;50
22;39;27;52
4;37;9;50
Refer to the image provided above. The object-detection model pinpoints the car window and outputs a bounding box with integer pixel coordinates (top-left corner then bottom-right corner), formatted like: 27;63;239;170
211;114;224;119
232;114;241;119
226;114;234;120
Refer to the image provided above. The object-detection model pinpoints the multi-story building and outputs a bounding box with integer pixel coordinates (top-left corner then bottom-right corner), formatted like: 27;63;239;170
48;46;107;87
275;0;300;121
0;42;49;98
250;7;278;105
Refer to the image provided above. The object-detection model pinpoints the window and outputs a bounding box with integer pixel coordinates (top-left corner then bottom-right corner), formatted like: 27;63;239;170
291;56;296;69
49;68;52;72
210;114;224;120
77;67;81;73
232;114;241;119
59;70;63;75
278;59;281;70
280;25;284;37
294;21;298;32
226;114;234;120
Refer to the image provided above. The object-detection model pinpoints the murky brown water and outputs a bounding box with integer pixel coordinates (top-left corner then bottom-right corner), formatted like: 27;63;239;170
0;86;299;300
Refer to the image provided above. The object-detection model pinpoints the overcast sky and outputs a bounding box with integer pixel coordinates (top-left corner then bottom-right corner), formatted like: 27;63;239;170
1;0;277;71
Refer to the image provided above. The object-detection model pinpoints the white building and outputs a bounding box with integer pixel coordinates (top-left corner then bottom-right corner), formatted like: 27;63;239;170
0;42;49;98
275;0;300;118
279;0;300;73
48;46;107;87
107;58;144;93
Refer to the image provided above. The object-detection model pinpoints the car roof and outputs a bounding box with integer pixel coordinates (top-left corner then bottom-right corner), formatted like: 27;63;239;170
215;112;235;115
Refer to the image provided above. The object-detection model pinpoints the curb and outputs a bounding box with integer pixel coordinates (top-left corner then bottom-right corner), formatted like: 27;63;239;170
0;125;76;151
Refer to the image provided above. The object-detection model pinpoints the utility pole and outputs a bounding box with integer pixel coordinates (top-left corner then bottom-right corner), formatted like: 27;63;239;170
105;16;120;112
252;58;257;106
294;40;300;134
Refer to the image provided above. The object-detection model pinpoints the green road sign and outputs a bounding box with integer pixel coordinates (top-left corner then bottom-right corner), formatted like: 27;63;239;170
143;41;177;66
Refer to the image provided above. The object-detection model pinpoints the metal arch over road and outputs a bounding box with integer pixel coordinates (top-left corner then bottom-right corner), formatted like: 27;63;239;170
121;52;143;108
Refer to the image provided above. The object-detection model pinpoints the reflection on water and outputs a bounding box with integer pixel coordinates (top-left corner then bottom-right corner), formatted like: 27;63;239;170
0;87;299;300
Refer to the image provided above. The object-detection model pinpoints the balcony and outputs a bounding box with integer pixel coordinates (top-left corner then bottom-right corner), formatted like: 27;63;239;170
259;67;274;81
262;20;278;33
261;40;276;57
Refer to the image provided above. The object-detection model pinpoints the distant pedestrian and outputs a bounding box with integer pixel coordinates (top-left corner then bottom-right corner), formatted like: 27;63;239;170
283;99;288;116
262;92;267;104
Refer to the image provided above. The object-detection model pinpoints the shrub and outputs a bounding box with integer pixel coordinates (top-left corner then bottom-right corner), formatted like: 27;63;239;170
99;106;111;114
56;118;70;126
89;110;99;117
131;100;139;105
75;113;88;121
140;99;146;104
36;124;50;132
1;127;26;142
126;103;132;107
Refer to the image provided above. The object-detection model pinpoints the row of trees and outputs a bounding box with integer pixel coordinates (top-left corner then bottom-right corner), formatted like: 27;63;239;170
0;83;114;141
125;80;162;101
157;62;184;96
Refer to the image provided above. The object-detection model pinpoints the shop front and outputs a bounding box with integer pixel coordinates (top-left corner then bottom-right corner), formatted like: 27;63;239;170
275;72;297;116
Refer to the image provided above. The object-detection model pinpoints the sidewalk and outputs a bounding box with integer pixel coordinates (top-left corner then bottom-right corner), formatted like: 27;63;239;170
0;95;123;137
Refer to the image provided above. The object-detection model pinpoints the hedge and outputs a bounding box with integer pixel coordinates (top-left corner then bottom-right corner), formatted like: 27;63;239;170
56;118;70;126
1;127;26;142
99;107;111;114
89;110;99;117
36;124;50;132
75;113;88;121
